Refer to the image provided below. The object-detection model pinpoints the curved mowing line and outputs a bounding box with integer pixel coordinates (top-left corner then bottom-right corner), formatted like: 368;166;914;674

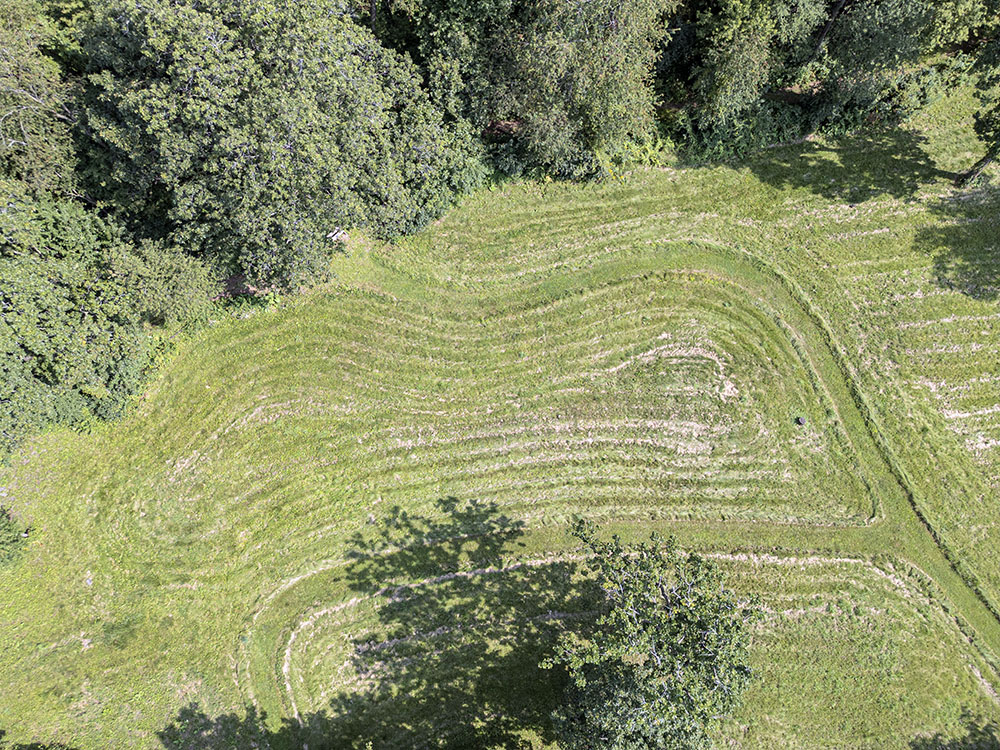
700;238;1000;636
279;553;591;720
497;236;1000;653
243;545;998;724
106;245;880;575
228;237;1000;723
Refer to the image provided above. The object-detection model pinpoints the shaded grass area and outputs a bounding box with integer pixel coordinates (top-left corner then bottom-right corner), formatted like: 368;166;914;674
1;87;999;747
240;501;1000;749
13;501;994;749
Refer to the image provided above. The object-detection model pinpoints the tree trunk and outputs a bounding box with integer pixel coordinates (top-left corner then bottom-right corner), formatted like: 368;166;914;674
810;0;850;61
957;145;998;187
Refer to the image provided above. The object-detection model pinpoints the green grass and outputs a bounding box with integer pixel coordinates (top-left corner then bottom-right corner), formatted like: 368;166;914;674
1;87;1000;748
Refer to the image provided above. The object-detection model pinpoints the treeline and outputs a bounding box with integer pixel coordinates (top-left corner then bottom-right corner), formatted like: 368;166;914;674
1;0;998;455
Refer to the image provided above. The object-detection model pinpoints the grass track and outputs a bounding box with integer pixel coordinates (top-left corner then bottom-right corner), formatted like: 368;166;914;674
1;89;1000;747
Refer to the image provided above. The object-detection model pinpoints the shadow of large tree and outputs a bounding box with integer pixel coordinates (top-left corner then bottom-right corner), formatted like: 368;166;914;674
0;730;78;750
746;123;999;302
159;497;597;749
319;496;597;748
157;705;278;749
910;712;1000;749
913;185;1000;301
746;128;958;203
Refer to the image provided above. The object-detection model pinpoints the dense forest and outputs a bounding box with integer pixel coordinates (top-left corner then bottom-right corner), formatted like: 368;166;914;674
1;0;998;456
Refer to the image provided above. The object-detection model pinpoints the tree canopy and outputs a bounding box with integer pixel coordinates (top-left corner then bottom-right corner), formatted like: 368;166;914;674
963;17;1000;184
351;0;679;177
543;521;760;750
0;0;75;193
81;0;483;289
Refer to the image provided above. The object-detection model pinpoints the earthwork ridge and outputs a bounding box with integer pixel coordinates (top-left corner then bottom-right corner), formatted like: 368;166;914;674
225;221;1000;734
3;146;1000;746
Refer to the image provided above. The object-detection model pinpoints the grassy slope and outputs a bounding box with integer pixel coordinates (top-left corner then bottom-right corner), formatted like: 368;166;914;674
1;88;999;748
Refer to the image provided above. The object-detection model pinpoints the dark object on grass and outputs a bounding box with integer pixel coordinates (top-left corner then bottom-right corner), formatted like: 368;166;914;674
0;506;26;563
796;416;807;425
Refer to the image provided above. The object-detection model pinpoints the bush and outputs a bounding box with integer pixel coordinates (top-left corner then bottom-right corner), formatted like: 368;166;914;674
80;0;483;289
926;0;998;51
664;99;814;162
821;0;932;112
125;241;214;328
0;179;211;456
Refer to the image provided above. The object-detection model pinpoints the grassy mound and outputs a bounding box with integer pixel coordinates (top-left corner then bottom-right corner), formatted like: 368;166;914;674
1;88;999;748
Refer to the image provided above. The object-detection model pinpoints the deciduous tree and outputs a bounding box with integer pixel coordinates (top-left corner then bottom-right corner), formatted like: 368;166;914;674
962;29;1000;185
0;0;75;193
356;0;678;177
543;520;760;750
81;0;482;288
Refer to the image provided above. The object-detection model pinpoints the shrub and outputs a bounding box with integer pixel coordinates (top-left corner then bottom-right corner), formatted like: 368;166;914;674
926;0;998;51
657;0;935;160
125;241;214;328
0;179;211;455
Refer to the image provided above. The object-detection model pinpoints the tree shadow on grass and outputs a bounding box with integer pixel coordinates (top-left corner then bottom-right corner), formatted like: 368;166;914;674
158;497;597;749
0;730;78;750
320;496;597;748
745;128;959;203
913;185;1000;301
909;712;1000;748
158;705;278;749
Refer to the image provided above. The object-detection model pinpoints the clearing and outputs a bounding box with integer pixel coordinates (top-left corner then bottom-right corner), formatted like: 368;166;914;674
1;89;999;748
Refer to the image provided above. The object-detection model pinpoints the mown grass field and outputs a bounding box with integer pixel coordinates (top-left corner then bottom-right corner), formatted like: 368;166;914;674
1;88;999;749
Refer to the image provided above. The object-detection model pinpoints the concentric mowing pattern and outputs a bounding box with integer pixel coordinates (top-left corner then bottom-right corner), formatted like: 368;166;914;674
218;238;971;739
2;120;1000;746
238;538;999;748
52;240;889;590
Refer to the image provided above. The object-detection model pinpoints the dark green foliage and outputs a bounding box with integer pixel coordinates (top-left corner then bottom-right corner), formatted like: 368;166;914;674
495;0;678;177
688;0;789;126
660;0;936;159
0;506;26;564
0;0;75;193
926;0;997;51
124;241;214;328
951;0;999;186
974;38;1000;143
41;0;93;71
361;0;678;177
0;179;211;455
543;521;760;750
80;0;482;289
963;34;1000;184
821;0;933;114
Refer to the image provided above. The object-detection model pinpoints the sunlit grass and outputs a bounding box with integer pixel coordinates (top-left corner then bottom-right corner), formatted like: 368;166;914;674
1;87;999;748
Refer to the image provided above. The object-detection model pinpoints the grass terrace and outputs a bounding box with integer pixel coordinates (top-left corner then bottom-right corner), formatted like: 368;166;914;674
1;88;999;748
